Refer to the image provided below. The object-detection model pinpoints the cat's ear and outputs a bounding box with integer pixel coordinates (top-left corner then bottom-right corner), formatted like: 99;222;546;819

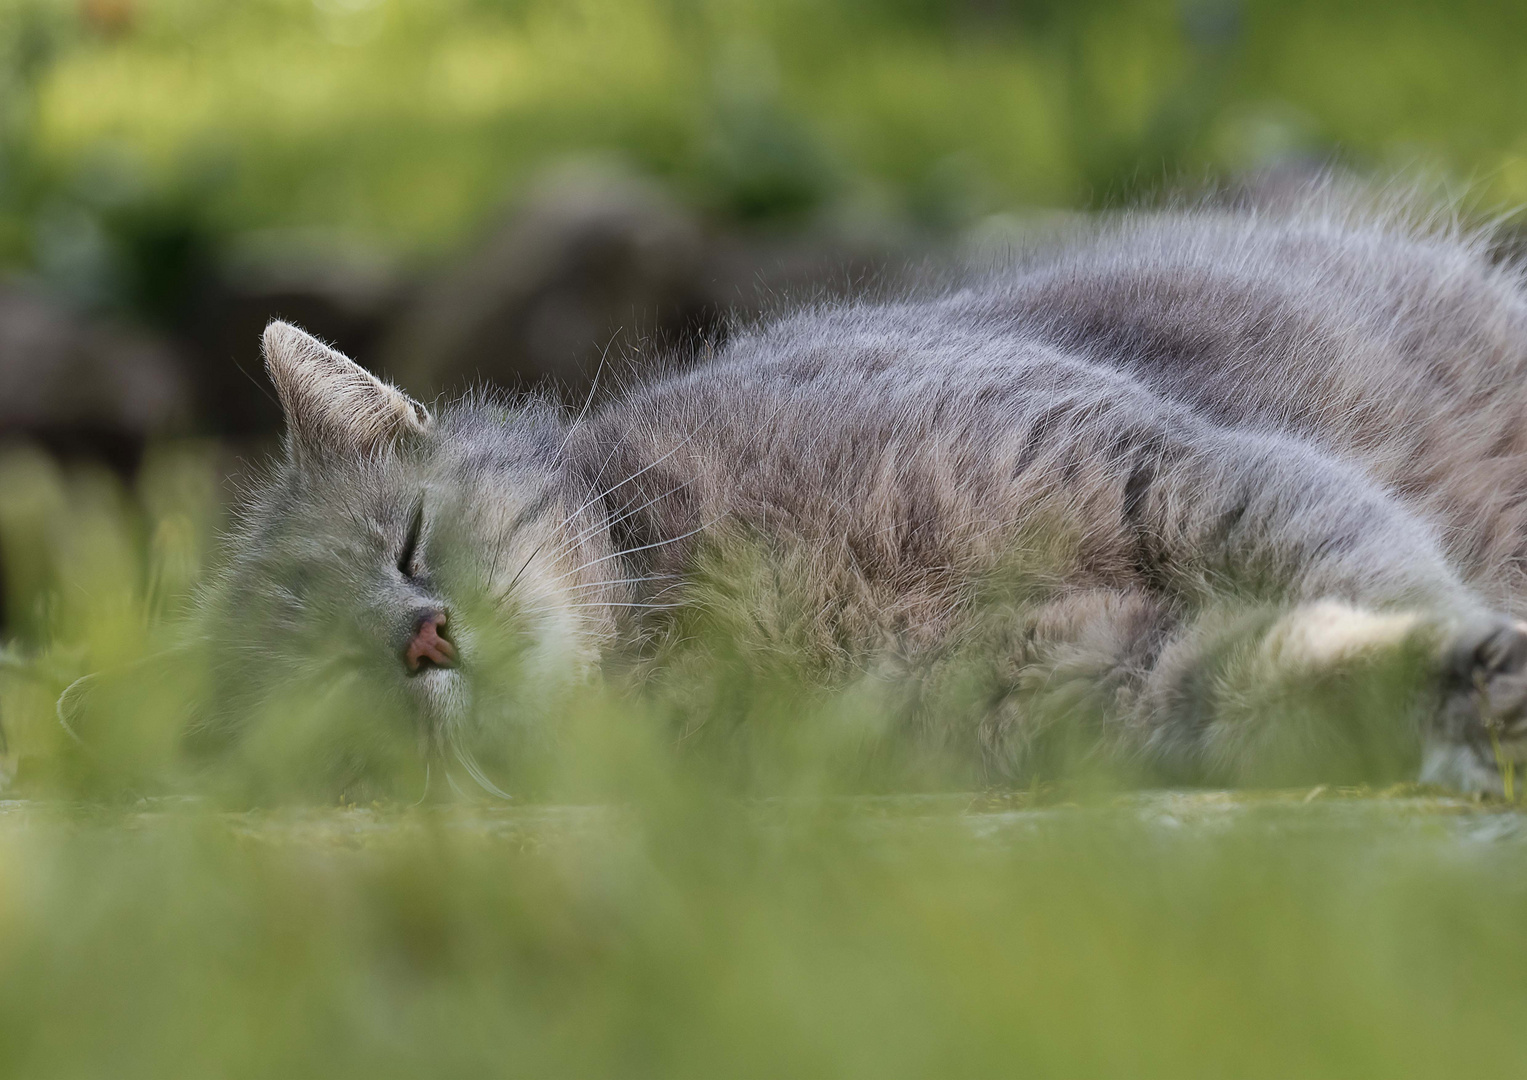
262;321;432;461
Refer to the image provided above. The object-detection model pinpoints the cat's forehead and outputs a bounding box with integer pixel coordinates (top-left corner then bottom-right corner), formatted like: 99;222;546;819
251;396;568;533
265;452;419;530
428;400;566;469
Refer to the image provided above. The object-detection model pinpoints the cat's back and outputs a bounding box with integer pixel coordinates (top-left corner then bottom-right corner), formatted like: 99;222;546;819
602;190;1527;458
632;184;1527;419
986;192;1527;586
967;193;1527;433
571;185;1527;582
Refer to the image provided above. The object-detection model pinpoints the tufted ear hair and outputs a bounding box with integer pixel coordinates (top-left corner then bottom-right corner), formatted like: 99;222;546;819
262;321;432;461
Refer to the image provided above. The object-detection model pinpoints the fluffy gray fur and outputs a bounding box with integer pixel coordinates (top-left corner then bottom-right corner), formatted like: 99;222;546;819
210;179;1527;794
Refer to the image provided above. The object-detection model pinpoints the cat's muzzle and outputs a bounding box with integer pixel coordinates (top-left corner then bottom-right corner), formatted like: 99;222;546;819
404;610;456;673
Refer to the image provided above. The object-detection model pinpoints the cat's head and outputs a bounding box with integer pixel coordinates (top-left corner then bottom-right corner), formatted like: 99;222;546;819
200;322;620;791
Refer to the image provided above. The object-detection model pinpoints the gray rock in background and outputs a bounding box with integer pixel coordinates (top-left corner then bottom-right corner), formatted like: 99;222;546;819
0;281;188;467
380;164;918;403
380;165;713;398
0;166;923;455
177;231;409;439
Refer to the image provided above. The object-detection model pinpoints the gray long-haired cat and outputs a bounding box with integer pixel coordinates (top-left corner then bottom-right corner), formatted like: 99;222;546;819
207;181;1527;796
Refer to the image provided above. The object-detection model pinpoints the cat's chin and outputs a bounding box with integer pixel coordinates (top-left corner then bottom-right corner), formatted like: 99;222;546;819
411;666;471;730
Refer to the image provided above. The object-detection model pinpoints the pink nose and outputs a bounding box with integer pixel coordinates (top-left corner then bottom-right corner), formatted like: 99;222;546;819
405;613;456;672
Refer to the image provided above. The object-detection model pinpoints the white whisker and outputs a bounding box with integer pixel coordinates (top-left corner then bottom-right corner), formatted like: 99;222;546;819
521;601;686;613
550;407;720;548
555;474;698;560
453;743;514;801
559;575;680;592
555;337;611;459
547;516;727;585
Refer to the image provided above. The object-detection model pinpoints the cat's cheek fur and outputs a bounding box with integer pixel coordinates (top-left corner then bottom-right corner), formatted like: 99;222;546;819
500;537;621;678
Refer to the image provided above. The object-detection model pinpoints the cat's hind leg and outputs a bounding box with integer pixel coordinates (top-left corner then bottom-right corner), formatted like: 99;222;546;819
973;359;1527;789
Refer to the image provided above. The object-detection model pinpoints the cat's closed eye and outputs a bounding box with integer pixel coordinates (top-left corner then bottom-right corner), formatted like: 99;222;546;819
398;498;425;579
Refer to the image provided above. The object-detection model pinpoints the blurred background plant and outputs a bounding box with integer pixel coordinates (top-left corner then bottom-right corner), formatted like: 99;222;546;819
5;0;1527;462
4;2;1527;1076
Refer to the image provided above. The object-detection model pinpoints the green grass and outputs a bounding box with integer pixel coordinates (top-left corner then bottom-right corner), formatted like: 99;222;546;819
2;792;1527;1078
2;445;1527;1077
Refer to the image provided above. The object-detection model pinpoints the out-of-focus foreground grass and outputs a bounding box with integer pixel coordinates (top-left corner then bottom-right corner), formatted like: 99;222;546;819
2;453;1527;1077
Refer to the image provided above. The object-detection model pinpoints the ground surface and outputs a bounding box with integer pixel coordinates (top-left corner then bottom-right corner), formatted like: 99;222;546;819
3;787;1526;1079
0;786;1510;845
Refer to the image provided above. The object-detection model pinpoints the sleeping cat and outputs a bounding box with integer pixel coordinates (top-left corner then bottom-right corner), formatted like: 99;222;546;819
207;182;1527;795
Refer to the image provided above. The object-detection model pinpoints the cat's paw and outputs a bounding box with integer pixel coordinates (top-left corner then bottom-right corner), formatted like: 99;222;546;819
1447;618;1527;732
1263;601;1420;669
1426;617;1527;794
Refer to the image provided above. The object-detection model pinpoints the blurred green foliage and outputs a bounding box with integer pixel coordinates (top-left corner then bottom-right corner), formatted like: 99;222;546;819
6;0;1527;318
